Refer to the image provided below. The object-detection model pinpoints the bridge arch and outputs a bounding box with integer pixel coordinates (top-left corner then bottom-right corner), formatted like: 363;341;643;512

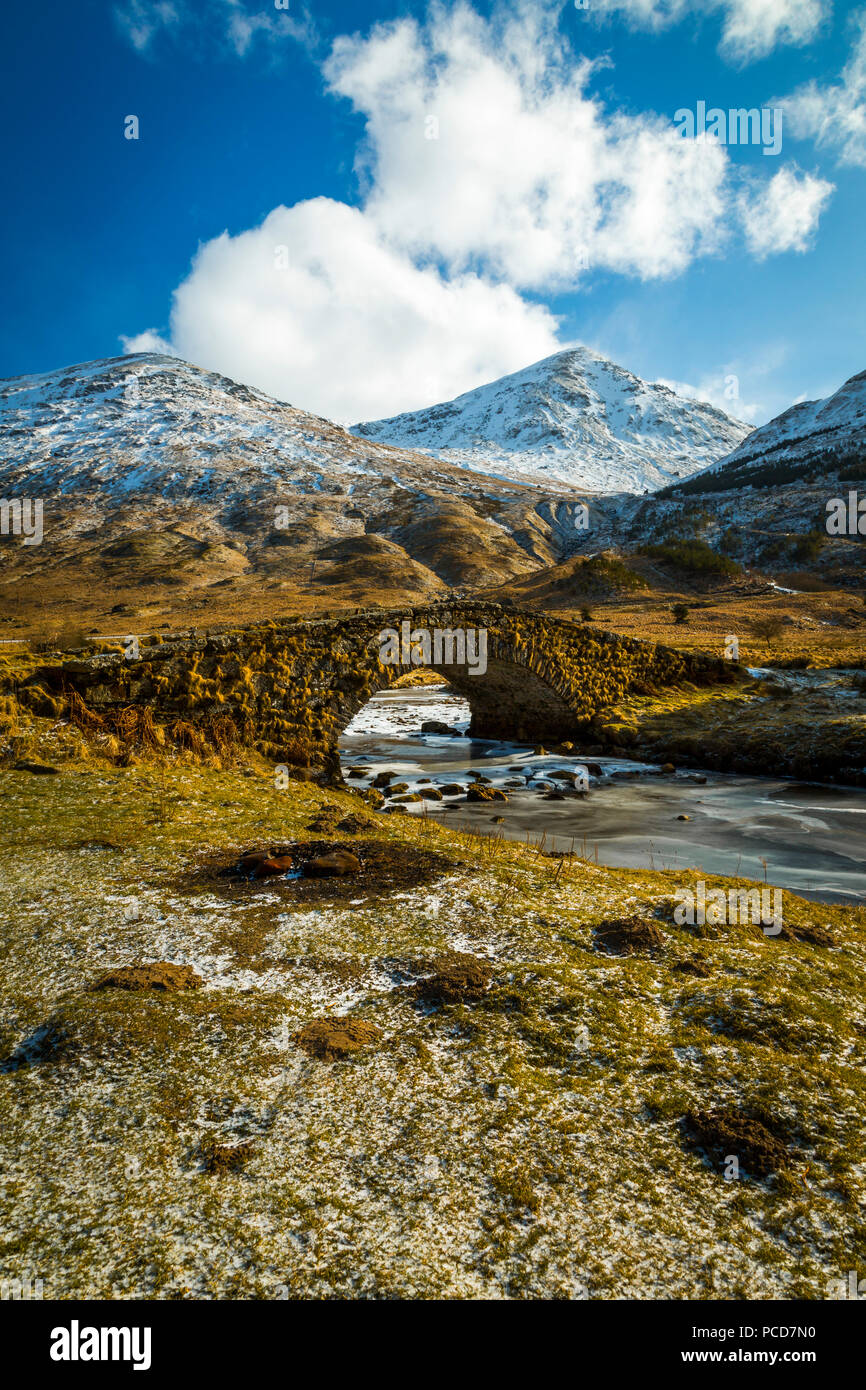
11;601;740;780
336;637;583;745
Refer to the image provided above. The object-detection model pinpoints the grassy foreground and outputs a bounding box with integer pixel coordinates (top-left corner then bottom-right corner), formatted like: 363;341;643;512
0;763;863;1300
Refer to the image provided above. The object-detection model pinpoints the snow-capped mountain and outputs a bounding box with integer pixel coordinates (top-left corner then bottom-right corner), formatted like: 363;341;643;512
681;368;866;493
353;347;752;494
0;352;481;504
0;353;587;610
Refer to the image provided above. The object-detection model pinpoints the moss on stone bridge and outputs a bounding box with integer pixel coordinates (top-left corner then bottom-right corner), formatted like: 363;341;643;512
3;602;742;779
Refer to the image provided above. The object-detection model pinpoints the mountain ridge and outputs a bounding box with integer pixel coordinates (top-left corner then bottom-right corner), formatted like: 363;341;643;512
672;368;866;495
353;345;753;494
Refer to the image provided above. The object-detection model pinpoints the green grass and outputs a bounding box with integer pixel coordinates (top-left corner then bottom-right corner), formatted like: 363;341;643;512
0;763;863;1300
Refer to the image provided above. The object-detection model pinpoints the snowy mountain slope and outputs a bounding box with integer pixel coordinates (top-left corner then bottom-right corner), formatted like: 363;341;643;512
353;346;752;494
0;352;507;506
0;354;592;613
678;369;866;493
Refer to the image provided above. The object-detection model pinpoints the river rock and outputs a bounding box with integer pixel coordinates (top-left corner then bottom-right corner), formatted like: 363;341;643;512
466;785;507;803
303;849;361;878
252;854;296;878
372;771;397;788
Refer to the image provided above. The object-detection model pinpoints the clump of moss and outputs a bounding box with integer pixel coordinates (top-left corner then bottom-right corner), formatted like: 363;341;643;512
491;1166;541;1213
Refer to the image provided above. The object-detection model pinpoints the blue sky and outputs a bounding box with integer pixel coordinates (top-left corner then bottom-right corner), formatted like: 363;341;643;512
1;0;864;425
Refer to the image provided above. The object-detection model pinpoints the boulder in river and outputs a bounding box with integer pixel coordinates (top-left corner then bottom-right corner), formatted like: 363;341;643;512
372;771;396;788
466;785;507;803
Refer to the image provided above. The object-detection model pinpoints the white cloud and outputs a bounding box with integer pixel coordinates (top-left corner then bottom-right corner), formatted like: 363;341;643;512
121;1;835;420
739;166;834;257
781;11;866;167
325;3;730;287
588;0;829;63
149;198;559;421
115;0;181;53
114;0;316;57
657;372;760;422
120;329;175;355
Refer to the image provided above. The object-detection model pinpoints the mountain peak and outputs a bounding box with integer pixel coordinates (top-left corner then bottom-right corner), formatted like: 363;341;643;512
353;345;752;493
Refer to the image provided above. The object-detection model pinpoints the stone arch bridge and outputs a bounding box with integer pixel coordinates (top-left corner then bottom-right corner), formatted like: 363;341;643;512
11;602;740;780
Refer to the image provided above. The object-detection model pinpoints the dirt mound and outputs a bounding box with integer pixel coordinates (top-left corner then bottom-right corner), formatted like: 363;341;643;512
594;916;665;956
683;1106;791;1178
90;963;203;993
674;956;712;977
193;839;459;903
414;954;495;1005
778;922;834;947
293;1017;382;1061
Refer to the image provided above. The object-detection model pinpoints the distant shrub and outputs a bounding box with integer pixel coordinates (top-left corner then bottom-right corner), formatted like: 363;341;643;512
790;530;824;563
640;539;741;579
751;616;786;647
672;603;690;624
574;554;644;594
